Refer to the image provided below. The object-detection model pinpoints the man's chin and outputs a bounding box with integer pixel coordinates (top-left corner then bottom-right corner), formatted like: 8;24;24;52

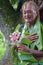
25;21;29;23
25;20;29;23
25;19;32;23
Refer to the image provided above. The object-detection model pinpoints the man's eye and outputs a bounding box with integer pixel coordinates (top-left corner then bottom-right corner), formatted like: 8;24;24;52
28;11;32;14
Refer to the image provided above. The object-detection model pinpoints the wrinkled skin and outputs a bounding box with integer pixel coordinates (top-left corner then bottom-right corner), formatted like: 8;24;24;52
22;2;37;26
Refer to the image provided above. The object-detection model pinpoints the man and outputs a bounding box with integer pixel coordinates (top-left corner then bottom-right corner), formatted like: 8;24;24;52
10;1;43;65
17;1;43;62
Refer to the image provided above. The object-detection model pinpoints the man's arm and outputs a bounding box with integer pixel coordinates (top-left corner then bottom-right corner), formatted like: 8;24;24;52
27;47;43;56
17;43;43;57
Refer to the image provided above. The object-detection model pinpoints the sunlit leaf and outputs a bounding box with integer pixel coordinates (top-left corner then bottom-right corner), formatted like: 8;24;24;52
0;31;6;59
14;24;20;31
24;31;29;35
9;0;19;10
18;53;37;62
21;38;32;44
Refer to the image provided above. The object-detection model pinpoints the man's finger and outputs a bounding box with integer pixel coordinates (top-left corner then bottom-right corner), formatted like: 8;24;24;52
30;33;37;36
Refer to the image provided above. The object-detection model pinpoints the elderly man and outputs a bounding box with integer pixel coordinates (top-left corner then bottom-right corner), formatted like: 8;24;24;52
17;1;43;64
10;1;43;65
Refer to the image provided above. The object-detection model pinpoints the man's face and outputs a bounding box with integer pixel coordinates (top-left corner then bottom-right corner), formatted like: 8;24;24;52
22;4;37;24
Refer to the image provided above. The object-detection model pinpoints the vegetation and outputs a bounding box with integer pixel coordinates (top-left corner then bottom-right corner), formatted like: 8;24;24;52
0;31;6;59
0;0;43;65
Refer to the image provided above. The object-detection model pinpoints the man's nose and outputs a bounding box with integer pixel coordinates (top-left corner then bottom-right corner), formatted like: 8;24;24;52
25;13;31;16
25;13;28;16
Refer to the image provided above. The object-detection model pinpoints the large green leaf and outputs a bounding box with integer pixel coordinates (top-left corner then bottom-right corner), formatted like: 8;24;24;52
0;31;6;59
29;18;43;50
0;31;5;42
41;24;43;49
18;52;37;62
21;38;32;44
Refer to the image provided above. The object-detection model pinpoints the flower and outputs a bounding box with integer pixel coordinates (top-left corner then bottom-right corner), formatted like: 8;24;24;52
9;32;20;42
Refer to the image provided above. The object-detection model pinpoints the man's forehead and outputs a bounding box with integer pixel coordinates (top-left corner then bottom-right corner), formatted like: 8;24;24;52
23;3;36;11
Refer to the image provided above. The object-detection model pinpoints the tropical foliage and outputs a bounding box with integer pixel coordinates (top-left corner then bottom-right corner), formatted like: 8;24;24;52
0;31;6;59
10;18;43;65
0;0;43;64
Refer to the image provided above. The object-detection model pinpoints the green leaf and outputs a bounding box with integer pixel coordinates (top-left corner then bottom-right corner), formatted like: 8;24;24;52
14;24;20;31
19;51;30;55
18;53;37;62
18;61;30;65
41;24;43;49
0;31;5;42
0;31;6;59
24;31;29;35
36;18;43;50
21;38;32;44
30;18;43;50
39;21;43;50
9;0;19;10
0;47;6;58
12;2;18;10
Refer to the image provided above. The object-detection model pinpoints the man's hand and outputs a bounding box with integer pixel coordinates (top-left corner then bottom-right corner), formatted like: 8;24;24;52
25;33;38;42
17;43;43;60
17;43;29;52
